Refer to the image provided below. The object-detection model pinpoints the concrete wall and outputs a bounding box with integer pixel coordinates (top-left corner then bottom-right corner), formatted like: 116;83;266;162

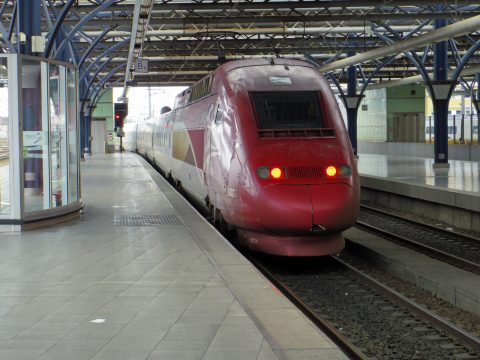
357;88;387;141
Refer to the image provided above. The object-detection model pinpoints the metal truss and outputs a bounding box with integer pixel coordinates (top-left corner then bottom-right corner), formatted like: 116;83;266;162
1;0;480;88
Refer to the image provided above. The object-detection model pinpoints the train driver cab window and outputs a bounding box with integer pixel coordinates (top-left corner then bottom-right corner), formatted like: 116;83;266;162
214;105;224;125
251;91;323;129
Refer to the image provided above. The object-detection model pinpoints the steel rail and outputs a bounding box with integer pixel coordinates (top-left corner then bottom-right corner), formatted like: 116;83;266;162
354;219;480;275
361;204;480;245
357;205;480;275
247;255;368;360
332;256;480;352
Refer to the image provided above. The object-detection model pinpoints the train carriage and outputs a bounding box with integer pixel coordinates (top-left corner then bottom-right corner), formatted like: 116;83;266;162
125;58;360;256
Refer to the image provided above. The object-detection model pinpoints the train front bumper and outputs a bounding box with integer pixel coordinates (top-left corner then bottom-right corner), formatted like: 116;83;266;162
255;183;357;234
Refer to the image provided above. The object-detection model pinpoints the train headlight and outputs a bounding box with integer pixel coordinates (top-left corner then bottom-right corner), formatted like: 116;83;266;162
326;166;337;177
270;167;282;179
257;167;270;179
338;164;352;177
257;166;286;180
326;164;352;177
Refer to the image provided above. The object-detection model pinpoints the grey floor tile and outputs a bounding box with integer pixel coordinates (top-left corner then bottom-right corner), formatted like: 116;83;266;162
92;349;152;360
161;324;219;343
147;350;204;360
103;331;167;350
118;284;166;298
281;349;349;360
88;308;139;324
131;313;180;327
0;329;19;341
229;283;293;310
257;340;279;360
202;350;261;360
15;328;69;341
176;315;226;326
37;349;98;360
66;322;125;340
1;338;58;350
207;324;263;352
183;302;232;318
100;296;154;312
0;349;45;360
0;155;347;360
253;309;335;350
154;338;211;352
50;339;108;351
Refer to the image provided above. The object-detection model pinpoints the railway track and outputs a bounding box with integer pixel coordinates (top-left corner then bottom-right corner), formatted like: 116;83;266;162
249;253;480;360
356;205;480;275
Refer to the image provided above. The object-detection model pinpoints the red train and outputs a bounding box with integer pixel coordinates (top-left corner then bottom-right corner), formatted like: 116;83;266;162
124;58;360;256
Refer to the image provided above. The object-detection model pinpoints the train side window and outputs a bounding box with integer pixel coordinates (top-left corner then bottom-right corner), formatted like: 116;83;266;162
215;105;224;125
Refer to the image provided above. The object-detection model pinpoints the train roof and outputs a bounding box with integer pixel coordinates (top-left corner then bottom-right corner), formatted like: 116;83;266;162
216;57;316;73
173;57;318;109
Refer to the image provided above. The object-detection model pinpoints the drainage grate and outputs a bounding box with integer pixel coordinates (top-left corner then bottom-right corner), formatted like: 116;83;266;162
114;214;182;226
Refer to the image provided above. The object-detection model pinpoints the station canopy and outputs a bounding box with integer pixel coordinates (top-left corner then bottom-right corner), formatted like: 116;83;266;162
1;1;480;89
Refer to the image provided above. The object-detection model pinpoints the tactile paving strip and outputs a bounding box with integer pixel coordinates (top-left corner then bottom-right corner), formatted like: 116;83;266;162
114;214;182;226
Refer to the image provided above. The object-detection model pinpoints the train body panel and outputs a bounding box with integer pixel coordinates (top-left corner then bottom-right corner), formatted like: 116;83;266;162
170;95;213;204
144;122;154;162
123;122;137;152
125;58;360;256
152;112;173;176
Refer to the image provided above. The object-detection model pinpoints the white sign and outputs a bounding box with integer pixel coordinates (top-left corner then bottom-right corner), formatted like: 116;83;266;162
23;131;48;146
136;59;149;73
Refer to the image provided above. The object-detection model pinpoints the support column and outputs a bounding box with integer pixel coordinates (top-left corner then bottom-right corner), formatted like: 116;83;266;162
85;110;92;156
80;110;86;160
344;52;362;156
19;0;44;200
344;97;363;156
474;79;480;144
17;0;41;55
432;17;451;167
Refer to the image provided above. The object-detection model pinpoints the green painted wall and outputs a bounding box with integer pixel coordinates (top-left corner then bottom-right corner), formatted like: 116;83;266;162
386;84;425;142
358;84;426;142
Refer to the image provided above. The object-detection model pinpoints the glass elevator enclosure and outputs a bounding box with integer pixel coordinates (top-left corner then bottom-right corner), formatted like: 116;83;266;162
0;54;81;231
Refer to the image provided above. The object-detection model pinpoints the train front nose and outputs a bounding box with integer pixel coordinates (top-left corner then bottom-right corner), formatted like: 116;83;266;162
256;184;357;233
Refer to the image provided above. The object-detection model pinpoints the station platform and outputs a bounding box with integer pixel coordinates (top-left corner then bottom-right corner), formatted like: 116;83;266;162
0;153;346;360
357;153;480;233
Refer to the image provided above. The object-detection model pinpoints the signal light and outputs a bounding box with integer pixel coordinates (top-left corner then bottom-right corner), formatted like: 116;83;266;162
114;103;128;130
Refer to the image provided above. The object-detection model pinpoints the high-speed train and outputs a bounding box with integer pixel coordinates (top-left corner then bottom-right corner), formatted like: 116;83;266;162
124;58;360;256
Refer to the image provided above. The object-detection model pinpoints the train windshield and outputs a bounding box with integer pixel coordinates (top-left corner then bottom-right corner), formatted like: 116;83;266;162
251;91;323;129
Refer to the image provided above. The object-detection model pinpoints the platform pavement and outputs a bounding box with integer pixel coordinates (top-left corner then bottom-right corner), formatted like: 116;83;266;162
357;153;480;232
0;153;347;360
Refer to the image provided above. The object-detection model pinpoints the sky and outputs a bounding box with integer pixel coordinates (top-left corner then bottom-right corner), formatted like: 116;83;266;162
113;86;187;123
